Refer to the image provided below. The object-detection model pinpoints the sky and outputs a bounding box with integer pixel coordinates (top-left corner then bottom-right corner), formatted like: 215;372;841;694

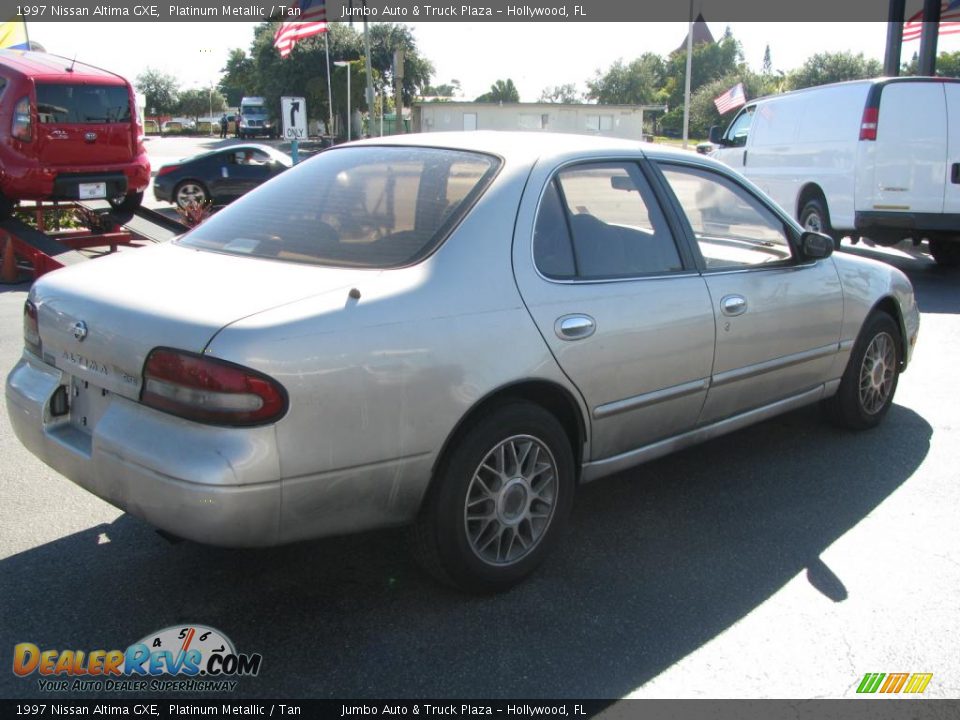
24;21;960;105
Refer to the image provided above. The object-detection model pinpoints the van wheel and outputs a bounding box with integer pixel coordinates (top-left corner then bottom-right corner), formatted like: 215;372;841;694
929;238;960;267
800;198;836;242
410;401;575;593
822;312;900;431
107;191;143;213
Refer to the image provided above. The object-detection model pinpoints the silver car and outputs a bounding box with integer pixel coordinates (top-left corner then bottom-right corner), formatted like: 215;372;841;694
6;132;919;593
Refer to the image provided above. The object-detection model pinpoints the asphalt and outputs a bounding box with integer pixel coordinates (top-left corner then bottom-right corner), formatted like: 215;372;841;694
0;225;958;702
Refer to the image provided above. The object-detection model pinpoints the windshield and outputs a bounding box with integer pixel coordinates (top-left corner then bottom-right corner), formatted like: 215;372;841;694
36;83;131;124
242;105;266;115
178;145;500;268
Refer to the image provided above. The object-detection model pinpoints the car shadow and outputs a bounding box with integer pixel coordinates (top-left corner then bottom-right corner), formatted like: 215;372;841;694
0;403;931;700
837;239;959;315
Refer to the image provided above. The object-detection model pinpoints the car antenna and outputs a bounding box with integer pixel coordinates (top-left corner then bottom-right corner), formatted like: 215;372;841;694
66;54;77;73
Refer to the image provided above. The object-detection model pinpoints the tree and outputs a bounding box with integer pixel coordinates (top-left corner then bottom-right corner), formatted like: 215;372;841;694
218;49;256;107
423;79;461;98
176;88;227;121
902;49;960;77
762;45;772;75
786;51;882;90
539;83;582;103
586;53;666;105
135;68;179;115
475;79;520;103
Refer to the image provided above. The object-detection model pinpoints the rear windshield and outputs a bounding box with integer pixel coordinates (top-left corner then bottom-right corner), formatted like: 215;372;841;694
178;145;501;268
36;83;131;124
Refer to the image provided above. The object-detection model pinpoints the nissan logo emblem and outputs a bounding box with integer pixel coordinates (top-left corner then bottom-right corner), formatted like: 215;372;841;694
72;321;88;342
84;132;97;142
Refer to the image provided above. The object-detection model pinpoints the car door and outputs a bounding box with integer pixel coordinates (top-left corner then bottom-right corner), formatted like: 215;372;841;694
944;82;960;214
228;149;275;196
711;105;754;170
656;161;843;424
513;159;716;463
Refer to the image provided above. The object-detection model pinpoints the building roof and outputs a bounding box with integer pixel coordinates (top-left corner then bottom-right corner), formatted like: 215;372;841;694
676;14;715;52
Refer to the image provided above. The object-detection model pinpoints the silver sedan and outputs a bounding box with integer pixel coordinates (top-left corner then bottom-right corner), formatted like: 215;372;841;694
6;132;919;593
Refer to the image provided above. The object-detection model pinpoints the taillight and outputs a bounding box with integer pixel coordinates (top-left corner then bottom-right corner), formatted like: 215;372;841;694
156;165;179;177
141;348;287;427
12;96;32;142
23;299;41;356
859;107;879;141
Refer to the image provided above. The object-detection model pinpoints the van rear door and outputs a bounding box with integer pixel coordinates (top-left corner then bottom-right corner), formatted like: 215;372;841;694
873;82;946;215
34;82;136;166
944;83;960;215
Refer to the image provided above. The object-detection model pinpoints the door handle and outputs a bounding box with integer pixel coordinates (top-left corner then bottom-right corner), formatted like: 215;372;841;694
555;314;596;340
952;163;959;184
720;295;748;317
743;149;748;166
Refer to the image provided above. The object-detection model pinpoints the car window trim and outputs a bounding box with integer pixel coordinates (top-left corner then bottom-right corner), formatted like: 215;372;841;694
529;157;697;284
648;158;807;275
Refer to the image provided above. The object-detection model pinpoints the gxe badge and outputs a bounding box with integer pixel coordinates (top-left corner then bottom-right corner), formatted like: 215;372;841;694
72;321;88;342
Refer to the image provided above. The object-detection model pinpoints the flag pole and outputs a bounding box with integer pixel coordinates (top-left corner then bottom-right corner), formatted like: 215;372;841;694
682;0;693;149
324;30;334;139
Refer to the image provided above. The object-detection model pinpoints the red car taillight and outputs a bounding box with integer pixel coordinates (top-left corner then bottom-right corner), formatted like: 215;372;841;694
156;165;179;177
12;96;32;142
23;299;41;356
140;348;287;427
859;106;879;141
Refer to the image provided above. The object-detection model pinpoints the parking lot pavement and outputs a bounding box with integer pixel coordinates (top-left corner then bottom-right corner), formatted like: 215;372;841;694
0;245;957;701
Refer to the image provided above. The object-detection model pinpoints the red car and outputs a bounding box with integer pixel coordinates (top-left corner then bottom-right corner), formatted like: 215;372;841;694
0;50;150;216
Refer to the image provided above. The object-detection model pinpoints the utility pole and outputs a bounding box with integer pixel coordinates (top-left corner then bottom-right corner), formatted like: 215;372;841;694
393;49;404;135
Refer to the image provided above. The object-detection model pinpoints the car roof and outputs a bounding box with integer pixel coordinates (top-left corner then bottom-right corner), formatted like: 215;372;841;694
344;130;729;172
0;50;127;84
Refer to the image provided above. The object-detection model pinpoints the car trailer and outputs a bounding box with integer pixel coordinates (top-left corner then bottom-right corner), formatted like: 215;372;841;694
0;201;188;283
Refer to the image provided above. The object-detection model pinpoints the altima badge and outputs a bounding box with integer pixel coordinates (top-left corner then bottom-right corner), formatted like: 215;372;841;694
72;321;88;342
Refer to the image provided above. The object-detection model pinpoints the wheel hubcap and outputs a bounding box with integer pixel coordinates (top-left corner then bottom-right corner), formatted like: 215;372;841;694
858;332;896;415
177;185;205;207
464;434;558;566
805;212;822;233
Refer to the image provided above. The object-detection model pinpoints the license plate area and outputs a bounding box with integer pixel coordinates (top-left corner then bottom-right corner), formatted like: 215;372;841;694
79;182;107;200
69;376;110;433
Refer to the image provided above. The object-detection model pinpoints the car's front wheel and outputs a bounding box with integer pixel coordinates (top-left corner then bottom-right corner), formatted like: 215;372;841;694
411;401;575;593
174;181;209;208
822;312;901;430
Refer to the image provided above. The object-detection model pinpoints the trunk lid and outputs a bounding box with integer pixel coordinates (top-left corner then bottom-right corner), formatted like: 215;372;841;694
34;81;136;165
32;243;377;400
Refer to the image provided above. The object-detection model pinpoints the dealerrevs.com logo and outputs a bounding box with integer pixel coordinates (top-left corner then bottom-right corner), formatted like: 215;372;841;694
12;625;263;693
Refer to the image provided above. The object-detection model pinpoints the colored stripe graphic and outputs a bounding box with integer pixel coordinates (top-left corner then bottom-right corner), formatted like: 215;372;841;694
857;673;885;693
903;673;933;694
880;673;909;693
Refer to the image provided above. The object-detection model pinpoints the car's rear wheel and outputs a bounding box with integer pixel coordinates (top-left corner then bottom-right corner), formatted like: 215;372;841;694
411;401;575;593
174;181;209;208
929;238;960;267
822;312;900;430
108;191;143;213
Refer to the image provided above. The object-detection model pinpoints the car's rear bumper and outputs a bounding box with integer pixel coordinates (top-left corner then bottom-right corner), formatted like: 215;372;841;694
1;155;151;201
5;353;283;547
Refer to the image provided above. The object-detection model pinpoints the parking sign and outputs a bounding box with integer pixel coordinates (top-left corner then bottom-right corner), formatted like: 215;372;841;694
281;96;307;140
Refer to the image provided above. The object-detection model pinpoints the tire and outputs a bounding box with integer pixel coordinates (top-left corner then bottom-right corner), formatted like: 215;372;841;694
929;238;960;268
411;401;575;593
799;197;837;243
822;312;901;431
107;191;143;213
0;192;14;220
173;181;209;208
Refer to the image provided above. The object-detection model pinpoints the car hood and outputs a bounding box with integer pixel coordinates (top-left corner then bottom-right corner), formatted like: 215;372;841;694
30;243;378;400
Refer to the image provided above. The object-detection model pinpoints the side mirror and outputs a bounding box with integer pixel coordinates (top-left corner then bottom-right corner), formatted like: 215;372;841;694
708;125;724;145
800;231;834;260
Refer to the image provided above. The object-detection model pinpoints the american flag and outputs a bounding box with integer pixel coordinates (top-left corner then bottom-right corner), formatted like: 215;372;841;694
274;0;328;59
714;83;746;115
903;0;960;42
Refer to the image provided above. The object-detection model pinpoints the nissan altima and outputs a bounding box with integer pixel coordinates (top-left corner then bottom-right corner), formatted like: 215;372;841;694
6;132;919;593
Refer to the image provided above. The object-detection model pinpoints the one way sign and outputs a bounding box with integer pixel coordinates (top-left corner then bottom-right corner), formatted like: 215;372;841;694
281;96;307;140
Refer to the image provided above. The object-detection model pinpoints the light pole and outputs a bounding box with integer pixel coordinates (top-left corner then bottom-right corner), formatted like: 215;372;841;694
334;60;352;142
208;85;213;136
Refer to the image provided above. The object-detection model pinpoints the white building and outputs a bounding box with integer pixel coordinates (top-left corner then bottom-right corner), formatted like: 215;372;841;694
413;102;666;140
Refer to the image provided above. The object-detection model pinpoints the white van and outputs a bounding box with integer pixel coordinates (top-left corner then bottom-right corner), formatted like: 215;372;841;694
709;77;960;266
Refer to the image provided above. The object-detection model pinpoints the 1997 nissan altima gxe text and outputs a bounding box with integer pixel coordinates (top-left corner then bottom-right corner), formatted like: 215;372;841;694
6;132;919;593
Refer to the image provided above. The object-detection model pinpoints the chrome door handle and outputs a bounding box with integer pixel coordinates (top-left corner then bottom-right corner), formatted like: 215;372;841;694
555;314;596;340
720;295;748;317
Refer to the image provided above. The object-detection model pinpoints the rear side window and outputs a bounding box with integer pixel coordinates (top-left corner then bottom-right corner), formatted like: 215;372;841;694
179;146;500;268
35;83;131;124
533;162;683;280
